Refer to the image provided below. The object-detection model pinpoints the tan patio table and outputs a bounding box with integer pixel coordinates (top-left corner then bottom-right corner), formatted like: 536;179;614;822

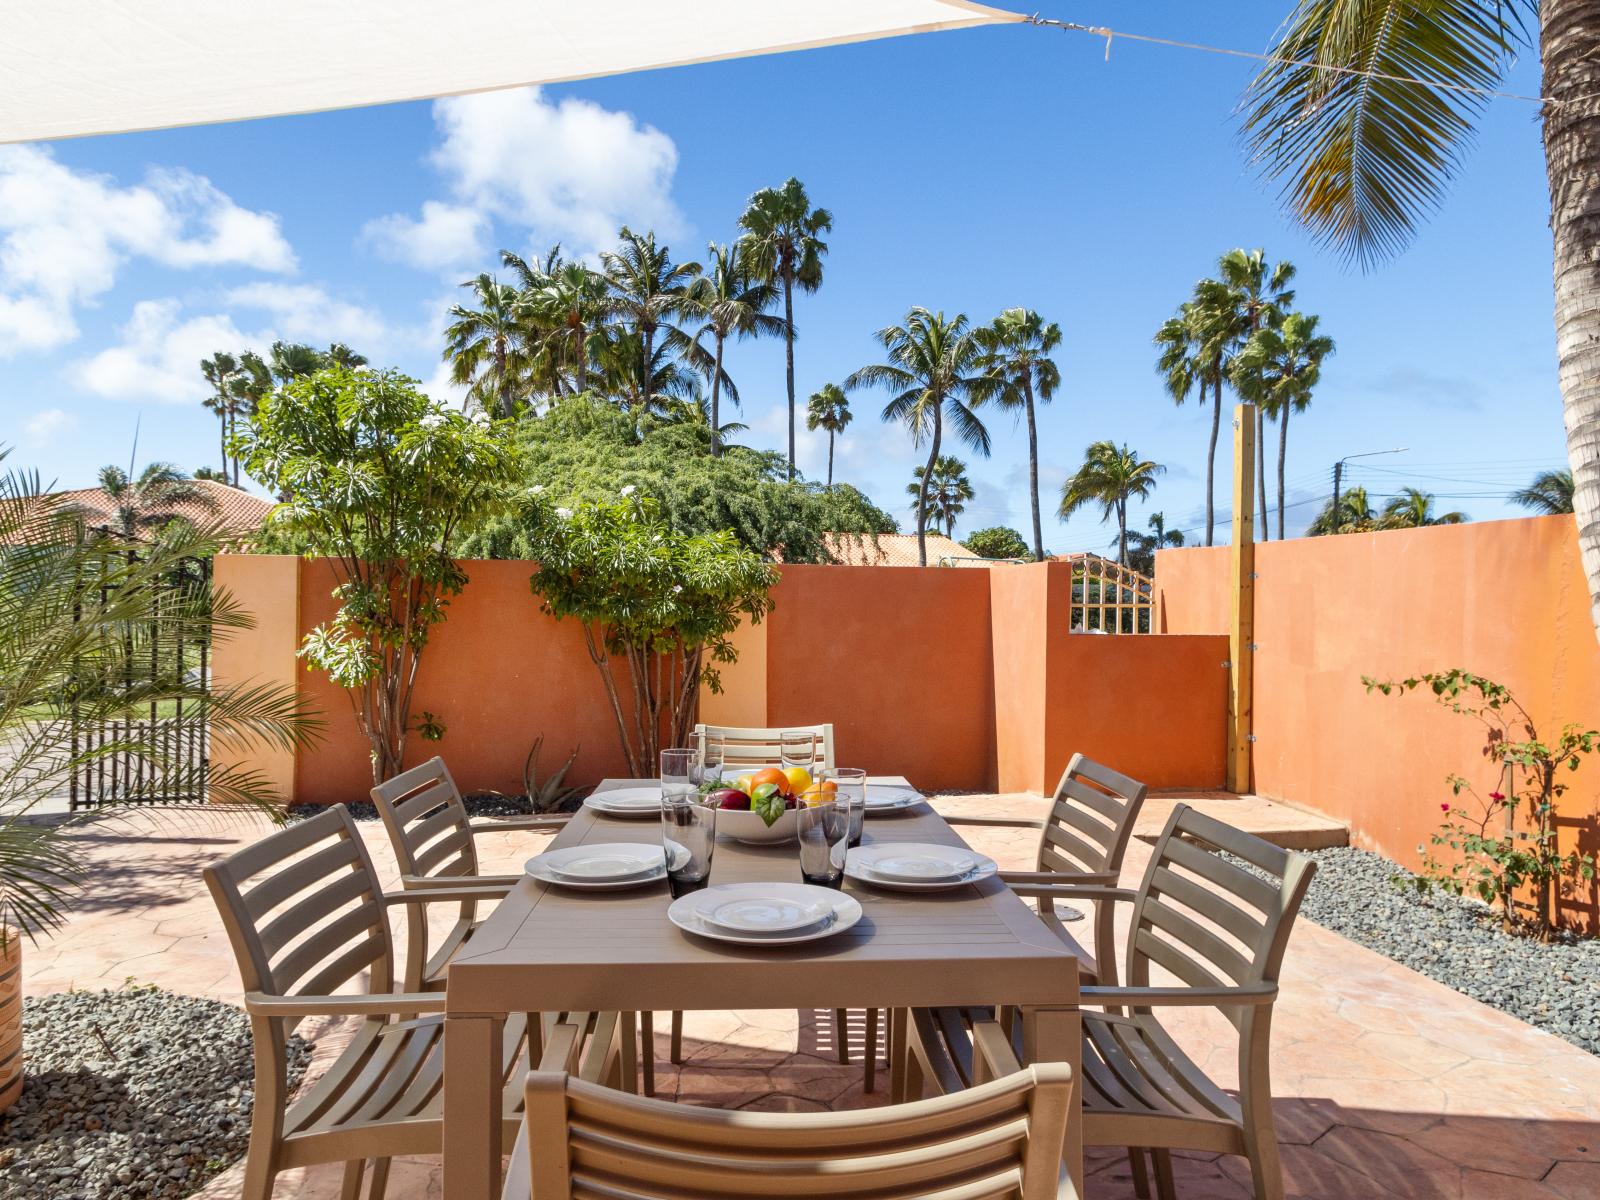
442;776;1083;1199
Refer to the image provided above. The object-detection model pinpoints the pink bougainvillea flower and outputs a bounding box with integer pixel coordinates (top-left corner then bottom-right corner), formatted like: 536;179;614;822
1440;803;1451;812
1489;791;1505;802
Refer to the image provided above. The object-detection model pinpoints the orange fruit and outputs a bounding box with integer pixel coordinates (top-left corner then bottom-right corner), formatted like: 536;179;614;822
749;767;788;793
802;780;838;807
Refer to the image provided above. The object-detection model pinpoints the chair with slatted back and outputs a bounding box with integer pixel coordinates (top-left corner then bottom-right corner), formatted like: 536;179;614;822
694;721;837;775
905;804;1318;1200
205;805;622;1200
501;1054;1075;1200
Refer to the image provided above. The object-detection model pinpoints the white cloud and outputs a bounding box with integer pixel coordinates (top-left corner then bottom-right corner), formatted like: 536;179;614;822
223;282;387;348
365;87;683;270
22;406;78;446
360;201;487;272
74;300;260;404
0;145;295;358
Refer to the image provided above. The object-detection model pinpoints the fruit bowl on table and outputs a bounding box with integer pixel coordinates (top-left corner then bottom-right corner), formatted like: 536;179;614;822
715;805;798;845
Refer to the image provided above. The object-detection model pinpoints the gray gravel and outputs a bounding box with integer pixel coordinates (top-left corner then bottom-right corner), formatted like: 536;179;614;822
0;987;309;1199
1273;846;1600;1056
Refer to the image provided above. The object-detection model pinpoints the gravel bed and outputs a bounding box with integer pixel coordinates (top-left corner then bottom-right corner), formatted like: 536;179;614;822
286;790;578;823
1248;846;1600;1056
0;987;310;1199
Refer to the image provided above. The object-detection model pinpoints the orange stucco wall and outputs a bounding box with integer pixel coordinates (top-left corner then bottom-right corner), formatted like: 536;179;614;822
1154;516;1600;925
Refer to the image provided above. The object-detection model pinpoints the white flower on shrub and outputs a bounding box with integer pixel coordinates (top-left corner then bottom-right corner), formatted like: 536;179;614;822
555;507;573;519
620;484;636;497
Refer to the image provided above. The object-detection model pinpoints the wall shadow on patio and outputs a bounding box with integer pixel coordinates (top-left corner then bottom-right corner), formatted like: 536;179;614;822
55;810;262;915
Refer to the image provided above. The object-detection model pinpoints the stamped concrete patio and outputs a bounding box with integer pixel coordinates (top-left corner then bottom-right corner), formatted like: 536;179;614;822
21;797;1600;1199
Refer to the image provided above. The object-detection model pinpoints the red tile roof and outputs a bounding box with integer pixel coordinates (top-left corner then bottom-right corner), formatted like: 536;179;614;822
821;532;1001;567
6;479;273;544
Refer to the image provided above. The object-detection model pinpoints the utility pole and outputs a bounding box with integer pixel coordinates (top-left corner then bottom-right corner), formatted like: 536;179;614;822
1330;447;1408;531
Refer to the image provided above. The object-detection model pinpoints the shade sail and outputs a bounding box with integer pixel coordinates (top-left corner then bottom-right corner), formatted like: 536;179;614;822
0;1;1021;144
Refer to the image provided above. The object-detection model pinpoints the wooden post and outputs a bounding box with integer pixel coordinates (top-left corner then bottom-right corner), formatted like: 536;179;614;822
1228;403;1256;794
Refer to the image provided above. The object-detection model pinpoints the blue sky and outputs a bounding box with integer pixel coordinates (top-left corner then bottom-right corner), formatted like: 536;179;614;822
3;2;1564;549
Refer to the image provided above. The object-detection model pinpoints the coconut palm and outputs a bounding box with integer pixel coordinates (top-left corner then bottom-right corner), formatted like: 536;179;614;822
1059;441;1165;567
444;275;532;419
69;462;218;541
1215;249;1296;539
1125;511;1186;576
1512;468;1575;515
594;329;697;420
738;178;833;479
805;384;852;487
600;228;706;410
200;352;241;481
530;259;609;395
976;308;1062;561
1233;311;1335;539
266;341;328;385
229;352;273;487
686;243;784;454
908;455;974;538
1238;2;1600;634
1308;486;1379;536
323;343;368;371
1154;285;1232;547
846;308;993;566
1382;488;1468;529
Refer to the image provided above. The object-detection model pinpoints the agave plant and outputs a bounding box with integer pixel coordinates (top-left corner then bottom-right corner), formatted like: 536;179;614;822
0;454;322;944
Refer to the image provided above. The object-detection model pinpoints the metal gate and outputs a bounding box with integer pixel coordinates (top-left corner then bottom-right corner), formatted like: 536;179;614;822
68;551;210;809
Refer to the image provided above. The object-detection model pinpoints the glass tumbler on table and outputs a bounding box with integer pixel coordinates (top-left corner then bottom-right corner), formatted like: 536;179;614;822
660;748;713;897
780;730;818;776
829;768;867;848
796;800;851;889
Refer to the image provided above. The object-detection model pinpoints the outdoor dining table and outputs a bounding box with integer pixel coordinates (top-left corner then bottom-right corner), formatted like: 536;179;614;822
441;775;1084;1199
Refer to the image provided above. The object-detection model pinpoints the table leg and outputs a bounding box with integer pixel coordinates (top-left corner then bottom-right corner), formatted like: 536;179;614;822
444;1012;504;1200
1023;1004;1082;1200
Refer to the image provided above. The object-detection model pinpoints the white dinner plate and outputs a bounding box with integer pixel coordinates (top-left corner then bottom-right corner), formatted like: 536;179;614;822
583;786;662;818
864;785;924;811
852;843;978;881
700;894;833;935
525;843;666;890
669;883;862;946
845;844;998;891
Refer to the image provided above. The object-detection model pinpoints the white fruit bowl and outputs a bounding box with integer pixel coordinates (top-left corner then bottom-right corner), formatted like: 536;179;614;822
715;805;798;846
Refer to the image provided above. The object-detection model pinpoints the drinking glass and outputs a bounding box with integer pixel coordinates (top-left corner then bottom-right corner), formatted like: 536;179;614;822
796;800;850;889
780;730;817;775
661;748;714;897
698;734;725;791
829;768;867;848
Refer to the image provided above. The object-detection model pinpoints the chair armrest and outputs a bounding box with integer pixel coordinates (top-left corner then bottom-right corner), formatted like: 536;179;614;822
941;815;1047;829
244;991;446;1017
470;815;571;833
1080;984;1278;1008
383;885;514;906
1006;883;1138;902
970;1016;1023;1077
399;874;519;893
1000;870;1119;885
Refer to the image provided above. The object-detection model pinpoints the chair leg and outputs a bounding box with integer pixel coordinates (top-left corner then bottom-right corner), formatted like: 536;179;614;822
340;1159;366;1200
1153;1149;1177;1200
1244;1123;1286;1200
669;1010;685;1064
240;1151;276;1200
619;1011;639;1094
367;1157;392;1200
833;1008;850;1063
888;1008;909;1104
640;1011;656;1096
864;1007;878;1092
1129;1148;1151;1200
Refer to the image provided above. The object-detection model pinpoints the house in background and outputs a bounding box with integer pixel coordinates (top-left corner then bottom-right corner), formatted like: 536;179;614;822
821;532;1003;566
4;479;274;545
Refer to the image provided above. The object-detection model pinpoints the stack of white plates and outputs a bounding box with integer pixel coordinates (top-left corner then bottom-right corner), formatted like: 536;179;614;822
668;882;862;945
845;843;997;891
864;784;924;812
524;843;666;890
583;787;662;818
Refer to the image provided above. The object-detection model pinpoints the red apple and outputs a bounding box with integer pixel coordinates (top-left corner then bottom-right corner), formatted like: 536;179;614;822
712;788;751;810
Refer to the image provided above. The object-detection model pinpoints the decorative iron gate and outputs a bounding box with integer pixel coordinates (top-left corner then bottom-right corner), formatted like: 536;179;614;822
68;551;211;809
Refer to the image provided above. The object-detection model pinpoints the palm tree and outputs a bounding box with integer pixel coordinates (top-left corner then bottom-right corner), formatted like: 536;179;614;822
323;343;368;371
1512;468;1575;516
529;258;609;395
594;329;696;420
199;352;241;480
908;455;974;537
1233;311;1335;539
686;243;784;454
738;178;833;479
1154;286;1232;547
444;274;531;419
1382;488;1468;529
1058;441;1164;567
267;341;328;385
72;462;218;540
1238;3;1600;636
846;308;993;566
229;352;273;487
1215;249;1296;539
805;383;852;486
600;227;705;411
1308;486;1379;536
1125;511;1185;576
976;308;1061;561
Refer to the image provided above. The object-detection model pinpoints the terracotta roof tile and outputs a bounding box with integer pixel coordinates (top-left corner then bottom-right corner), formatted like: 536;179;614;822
4;479;273;544
820;532;999;567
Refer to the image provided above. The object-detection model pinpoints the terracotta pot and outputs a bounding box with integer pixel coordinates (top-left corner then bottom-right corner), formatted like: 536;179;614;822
0;930;20;1115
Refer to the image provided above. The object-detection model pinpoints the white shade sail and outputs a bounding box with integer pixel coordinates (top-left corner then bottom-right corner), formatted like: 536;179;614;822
0;1;1021;144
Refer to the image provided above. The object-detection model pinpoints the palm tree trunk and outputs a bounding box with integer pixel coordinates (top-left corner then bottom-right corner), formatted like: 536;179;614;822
827;430;835;487
576;327;588;393
216;403;227;479
1277;403;1290;540
783;278;796;480
916;407;942;567
711;335;725;456
1117;496;1128;567
495;337;513;420
1024;377;1043;560
1257;409;1270;540
1205;375;1222;546
1544;1;1600;640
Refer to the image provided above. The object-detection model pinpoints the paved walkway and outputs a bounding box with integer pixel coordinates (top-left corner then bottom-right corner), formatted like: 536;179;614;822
17;802;1600;1198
